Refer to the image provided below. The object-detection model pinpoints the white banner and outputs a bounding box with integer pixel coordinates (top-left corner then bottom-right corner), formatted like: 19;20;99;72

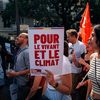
28;27;64;76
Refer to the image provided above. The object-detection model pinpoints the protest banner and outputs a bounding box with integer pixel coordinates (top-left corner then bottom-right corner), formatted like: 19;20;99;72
28;27;64;75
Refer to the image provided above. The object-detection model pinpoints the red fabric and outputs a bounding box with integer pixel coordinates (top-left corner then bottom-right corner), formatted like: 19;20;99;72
79;3;92;45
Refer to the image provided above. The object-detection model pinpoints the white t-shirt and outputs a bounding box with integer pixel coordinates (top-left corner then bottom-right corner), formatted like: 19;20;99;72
48;55;72;89
68;40;86;73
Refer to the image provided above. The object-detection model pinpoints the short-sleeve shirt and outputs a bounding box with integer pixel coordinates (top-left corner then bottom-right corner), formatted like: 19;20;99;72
88;53;100;94
14;46;30;86
68;40;86;73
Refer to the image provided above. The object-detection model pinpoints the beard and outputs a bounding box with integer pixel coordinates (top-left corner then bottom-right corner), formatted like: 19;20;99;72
15;42;23;47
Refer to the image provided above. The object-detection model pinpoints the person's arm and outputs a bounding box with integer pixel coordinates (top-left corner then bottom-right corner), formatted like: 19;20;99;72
26;76;42;100
73;44;86;67
72;52;79;67
76;80;89;89
57;74;72;94
17;69;30;75
79;57;90;71
45;70;72;95
7;69;30;77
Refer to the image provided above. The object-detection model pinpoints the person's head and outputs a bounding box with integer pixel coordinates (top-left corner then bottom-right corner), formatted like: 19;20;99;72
66;29;78;44
86;39;94;53
16;33;28;47
64;41;69;57
91;24;100;50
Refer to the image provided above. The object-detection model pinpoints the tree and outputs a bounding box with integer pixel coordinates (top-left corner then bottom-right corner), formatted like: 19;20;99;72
1;0;100;29
2;0;15;27
90;0;100;24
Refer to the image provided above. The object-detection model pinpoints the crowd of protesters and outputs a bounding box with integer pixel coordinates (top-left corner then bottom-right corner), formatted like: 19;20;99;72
0;24;100;100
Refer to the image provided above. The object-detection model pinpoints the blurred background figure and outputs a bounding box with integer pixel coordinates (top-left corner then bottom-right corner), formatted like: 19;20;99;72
66;29;86;100
0;45;8;100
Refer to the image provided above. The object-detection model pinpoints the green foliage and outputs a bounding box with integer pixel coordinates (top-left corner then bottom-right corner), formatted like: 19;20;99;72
1;0;100;29
90;0;100;24
2;0;15;27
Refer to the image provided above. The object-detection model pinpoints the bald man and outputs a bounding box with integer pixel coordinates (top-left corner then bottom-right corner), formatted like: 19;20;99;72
7;33;30;100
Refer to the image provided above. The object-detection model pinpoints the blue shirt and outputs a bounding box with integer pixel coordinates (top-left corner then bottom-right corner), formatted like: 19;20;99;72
14;46;30;86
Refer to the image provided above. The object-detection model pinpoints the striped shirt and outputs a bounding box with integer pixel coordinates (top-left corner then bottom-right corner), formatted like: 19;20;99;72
88;56;100;94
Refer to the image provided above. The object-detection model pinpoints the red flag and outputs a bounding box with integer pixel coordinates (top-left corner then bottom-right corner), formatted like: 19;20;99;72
79;3;92;45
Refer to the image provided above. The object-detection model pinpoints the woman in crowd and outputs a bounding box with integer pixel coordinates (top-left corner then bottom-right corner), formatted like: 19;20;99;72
88;24;100;100
44;41;72;100
77;24;100;100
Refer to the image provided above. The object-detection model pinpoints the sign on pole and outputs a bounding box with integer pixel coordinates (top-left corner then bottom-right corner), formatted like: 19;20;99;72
28;27;64;76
